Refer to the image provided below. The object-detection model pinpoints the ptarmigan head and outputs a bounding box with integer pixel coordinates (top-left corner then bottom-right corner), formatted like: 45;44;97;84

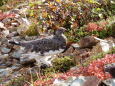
54;27;66;36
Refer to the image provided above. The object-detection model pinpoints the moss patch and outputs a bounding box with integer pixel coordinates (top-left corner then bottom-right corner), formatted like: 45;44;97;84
42;56;75;75
24;23;39;36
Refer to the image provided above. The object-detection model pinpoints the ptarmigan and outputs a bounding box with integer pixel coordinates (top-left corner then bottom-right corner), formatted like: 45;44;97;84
9;27;67;67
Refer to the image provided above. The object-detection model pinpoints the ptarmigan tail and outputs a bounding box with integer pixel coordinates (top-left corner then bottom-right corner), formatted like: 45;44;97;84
8;40;20;45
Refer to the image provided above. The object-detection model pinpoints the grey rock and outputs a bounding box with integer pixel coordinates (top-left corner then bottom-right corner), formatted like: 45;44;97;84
82;76;101;86
53;76;77;86
0;22;6;29
70;76;100;86
0;54;9;59
2;18;12;24
93;37;115;53
11;36;22;42
2;30;10;37
53;76;101;86
104;63;115;79
11;64;21;71
0;68;12;77
0;42;2;45
21;18;31;26
1;47;11;54
0;38;8;43
11;22;20;27
70;76;85;86
5;61;12;67
103;79;115;86
12;51;22;59
53;79;69;86
7;31;19;37
9;8;20;14
12;45;20;51
20;56;35;65
0;63;8;68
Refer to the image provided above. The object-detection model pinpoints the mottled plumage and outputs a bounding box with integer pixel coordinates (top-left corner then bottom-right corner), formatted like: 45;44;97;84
9;27;67;55
9;27;67;66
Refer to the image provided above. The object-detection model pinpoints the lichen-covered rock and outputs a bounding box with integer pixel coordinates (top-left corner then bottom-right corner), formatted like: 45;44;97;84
53;79;69;86
0;54;9;59
0;68;13;77
2;29;9;37
104;63;115;78
103;79;115;86
1;47;11;54
53;76;77;86
7;31;19;37
0;22;6;29
11;51;22;59
12;3;30;16
53;76;101;86
10;64;22;71
2;17;20;30
20;56;35;65
0;38;9;45
91;37;115;56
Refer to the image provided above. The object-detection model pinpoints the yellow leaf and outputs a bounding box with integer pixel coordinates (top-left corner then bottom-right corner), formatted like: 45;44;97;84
56;0;61;3
42;11;48;18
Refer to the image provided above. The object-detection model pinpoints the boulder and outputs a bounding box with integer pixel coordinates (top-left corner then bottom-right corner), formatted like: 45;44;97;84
0;54;9;59
53;76;101;86
20;56;35;65
11;51;22;59
0;68;13;77
1;47;11;54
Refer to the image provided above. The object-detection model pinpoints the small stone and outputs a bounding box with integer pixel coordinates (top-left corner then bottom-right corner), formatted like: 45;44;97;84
21;18;31;26
0;68;12;77
7;31;19;37
10;9;20;14
11;64;21;71
71;76;86;86
12;51;21;59
0;38;8;43
20;56;35;65
53;79;68;86
71;76;100;86
1;47;11;54
0;42;1;45
5;61;12;67
0;22;6;29
2;30;9;37
65;76;76;83
104;63;115;78
11;22;19;26
13;45;20;50
53;76;101;86
0;42;2;45
0;64;8;68
103;79;115;86
0;54;9;59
